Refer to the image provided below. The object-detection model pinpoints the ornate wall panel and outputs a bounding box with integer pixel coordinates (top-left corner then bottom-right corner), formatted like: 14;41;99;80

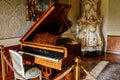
0;0;34;39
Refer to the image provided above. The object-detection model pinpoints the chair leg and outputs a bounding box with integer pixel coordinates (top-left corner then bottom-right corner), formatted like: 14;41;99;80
14;77;16;80
39;73;42;80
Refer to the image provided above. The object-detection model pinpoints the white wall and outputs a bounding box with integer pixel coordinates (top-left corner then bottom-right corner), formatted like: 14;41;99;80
101;0;120;52
107;0;120;35
0;37;20;47
57;0;81;33
101;0;109;52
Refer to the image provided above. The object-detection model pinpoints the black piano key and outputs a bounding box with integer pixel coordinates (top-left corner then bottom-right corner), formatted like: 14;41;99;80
22;46;64;60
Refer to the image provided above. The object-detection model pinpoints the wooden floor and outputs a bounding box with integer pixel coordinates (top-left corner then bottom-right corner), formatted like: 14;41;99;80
0;50;120;80
80;52;120;79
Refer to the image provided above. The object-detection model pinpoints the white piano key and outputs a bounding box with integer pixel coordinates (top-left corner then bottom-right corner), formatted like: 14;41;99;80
18;51;59;62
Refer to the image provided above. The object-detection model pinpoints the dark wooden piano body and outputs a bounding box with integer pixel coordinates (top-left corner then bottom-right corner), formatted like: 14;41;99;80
20;3;81;70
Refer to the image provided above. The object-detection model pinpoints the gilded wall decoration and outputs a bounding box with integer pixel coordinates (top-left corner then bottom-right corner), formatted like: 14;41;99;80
0;0;34;39
76;0;103;56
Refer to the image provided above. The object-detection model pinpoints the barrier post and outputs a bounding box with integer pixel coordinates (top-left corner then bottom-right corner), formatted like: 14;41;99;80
75;56;81;80
0;45;5;80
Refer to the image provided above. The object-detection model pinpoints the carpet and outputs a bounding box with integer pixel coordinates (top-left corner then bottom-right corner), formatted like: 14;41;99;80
84;61;120;80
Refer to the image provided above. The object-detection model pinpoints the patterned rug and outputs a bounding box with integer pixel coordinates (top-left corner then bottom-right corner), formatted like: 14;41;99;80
84;61;120;80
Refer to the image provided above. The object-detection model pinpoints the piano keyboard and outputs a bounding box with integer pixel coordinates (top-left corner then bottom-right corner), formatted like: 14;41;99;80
18;51;61;62
18;46;64;62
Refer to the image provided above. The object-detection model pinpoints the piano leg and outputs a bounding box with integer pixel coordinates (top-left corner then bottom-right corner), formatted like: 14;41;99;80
42;66;52;79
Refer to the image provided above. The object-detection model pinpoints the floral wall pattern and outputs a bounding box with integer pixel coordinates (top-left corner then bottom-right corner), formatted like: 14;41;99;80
0;0;34;39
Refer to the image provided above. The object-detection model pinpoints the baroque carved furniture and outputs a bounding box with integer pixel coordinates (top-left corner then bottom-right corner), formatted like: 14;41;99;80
76;0;103;56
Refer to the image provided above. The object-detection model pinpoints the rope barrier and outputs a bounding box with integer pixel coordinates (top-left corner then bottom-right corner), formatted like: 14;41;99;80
2;52;27;80
2;52;97;80
0;45;26;80
53;65;75;80
54;56;97;80
81;65;97;80
1;45;97;80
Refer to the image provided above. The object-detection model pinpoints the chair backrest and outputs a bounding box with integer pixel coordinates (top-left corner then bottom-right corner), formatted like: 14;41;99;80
9;49;25;78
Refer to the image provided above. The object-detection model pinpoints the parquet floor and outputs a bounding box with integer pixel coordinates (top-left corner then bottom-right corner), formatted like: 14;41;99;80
0;52;120;80
82;52;120;70
80;52;120;79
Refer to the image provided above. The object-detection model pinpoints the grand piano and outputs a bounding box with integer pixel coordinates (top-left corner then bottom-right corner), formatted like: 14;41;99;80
19;3;81;71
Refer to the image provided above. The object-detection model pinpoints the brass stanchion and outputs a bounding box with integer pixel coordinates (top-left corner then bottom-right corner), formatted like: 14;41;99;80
75;56;81;80
75;56;97;80
0;45;5;80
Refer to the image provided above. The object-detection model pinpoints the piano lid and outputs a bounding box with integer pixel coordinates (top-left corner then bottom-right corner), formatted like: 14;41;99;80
20;3;72;42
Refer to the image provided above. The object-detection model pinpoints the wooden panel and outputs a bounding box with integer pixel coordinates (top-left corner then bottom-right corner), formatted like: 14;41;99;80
107;35;120;53
35;57;62;70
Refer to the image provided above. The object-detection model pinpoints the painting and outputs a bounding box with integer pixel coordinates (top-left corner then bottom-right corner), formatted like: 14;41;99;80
26;0;55;21
55;0;69;4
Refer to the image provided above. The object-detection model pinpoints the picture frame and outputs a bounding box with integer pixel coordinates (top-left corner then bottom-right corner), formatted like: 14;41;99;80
26;0;56;21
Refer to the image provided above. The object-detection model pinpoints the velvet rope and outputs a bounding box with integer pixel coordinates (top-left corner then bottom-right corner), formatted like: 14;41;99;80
81;65;97;80
53;65;75;80
1;45;96;80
